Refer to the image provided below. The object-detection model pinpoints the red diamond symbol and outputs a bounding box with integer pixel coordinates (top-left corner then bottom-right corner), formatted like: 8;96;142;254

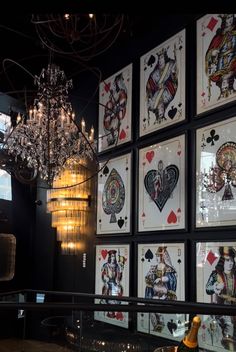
207;251;217;265
207;17;218;31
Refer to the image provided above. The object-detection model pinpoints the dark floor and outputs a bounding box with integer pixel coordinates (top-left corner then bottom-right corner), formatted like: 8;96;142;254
0;339;74;352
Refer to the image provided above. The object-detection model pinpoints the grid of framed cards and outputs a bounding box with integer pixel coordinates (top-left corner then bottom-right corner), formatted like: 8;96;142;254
94;13;236;348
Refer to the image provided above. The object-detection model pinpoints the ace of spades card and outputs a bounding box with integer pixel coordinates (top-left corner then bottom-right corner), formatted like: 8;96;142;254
196;116;236;227
138;134;185;232
98;64;132;152
196;241;236;352
139;29;185;137
137;243;186;341
94;244;130;328
197;14;236;115
97;153;131;234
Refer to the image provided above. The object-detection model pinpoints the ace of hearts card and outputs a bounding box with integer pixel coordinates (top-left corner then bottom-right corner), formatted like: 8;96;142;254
197;14;236;115
137;242;186;341
98;64;132;152
139;29;185;137
196;241;236;352
97;153;131;234
196;115;236;227
94;243;130;328
138;134;185;232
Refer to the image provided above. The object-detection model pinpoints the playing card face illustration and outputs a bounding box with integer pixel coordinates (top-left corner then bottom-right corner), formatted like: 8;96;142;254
138;134;185;232
197;14;236;115
137;243;187;341
196;116;236;227
94;244;130;328
140;29;185;137
97;153;131;234
196;241;236;352
98;64;132;152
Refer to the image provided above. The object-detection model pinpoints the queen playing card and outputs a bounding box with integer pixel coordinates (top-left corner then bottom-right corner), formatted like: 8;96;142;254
137;243;186;341
97;153;131;234
98;64;132;152
197;14;236;115
94;244;130;328
196;241;236;352
196;116;236;227
140;29;185;137
138;134;185;232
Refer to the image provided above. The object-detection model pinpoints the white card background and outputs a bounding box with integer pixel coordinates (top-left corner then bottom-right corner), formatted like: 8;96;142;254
140;29;185;137
98;64;132;152
197;14;236;115
94;244;130;328
196;116;236;227
138;134;185;232
137;243;186;341
196;241;236;352
97;153;131;234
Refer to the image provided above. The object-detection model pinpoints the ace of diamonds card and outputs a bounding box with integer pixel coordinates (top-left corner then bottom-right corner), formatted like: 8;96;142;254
97;153;131;234
138;134;185;232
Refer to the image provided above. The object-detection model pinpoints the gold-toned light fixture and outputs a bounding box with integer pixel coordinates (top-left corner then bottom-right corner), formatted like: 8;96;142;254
47;157;91;255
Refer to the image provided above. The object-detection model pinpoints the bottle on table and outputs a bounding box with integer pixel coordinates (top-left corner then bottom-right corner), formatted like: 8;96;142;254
177;315;201;351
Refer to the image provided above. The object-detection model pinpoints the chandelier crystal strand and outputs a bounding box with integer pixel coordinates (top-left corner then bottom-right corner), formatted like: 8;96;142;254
4;63;96;186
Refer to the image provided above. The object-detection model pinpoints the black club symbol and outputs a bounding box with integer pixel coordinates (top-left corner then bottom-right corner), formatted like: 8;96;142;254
206;129;219;146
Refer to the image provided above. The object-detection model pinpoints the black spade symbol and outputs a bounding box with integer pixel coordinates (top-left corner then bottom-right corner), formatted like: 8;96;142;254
117;218;124;228
103;165;109;176
147;54;155;67
167;319;177;334
145;249;153;262
168;106;177;119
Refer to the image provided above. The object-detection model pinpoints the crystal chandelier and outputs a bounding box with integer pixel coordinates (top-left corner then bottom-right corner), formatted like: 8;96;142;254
4;63;96;186
47;157;91;255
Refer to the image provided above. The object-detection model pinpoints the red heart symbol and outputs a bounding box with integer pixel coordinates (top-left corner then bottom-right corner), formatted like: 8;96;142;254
104;82;111;93
119;129;126;140
116;312;124;320
167;211;177;224
146;151;154;163
177;150;181;156
101;249;107;260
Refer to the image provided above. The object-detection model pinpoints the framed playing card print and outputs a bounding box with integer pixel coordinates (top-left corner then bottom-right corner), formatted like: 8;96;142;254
197;14;236;115
196;241;236;352
138;134;185;232
94;243;130;328
140;29;185;137
137;242;187;341
196;116;236;227
97;152;131;234
98;64;132;152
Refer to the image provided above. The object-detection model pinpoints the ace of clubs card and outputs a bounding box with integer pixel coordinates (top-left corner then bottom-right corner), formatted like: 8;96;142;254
97;153;131;234
94;244;130;328
138;134;185;232
137;243;186;341
196;116;236;227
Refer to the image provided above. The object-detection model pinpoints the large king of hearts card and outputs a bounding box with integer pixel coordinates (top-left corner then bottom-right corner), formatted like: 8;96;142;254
94;244;130;328
139;29;185;137
98;64;132;152
137;242;187;341
97;153;131;234
197;14;236;115
196;116;236;228
138;134;185;232
196;241;236;352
